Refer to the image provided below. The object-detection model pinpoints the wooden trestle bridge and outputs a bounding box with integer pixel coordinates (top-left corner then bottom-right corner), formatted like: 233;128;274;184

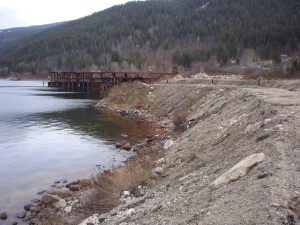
48;71;173;94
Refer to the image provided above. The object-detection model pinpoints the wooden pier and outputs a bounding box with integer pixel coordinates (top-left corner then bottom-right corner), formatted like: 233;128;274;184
48;71;172;94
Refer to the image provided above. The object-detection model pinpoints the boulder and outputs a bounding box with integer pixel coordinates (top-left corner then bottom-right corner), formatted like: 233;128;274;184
210;153;266;190
47;188;70;198
0;212;7;220
43;194;61;206
122;143;132;151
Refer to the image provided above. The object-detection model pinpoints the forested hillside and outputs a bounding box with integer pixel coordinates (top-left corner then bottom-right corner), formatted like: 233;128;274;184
0;22;64;56
0;0;299;77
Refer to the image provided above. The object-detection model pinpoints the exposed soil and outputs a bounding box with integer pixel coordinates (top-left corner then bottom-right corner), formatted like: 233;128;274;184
87;76;300;225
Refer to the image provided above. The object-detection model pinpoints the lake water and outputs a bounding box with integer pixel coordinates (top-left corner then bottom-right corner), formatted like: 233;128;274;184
0;80;152;224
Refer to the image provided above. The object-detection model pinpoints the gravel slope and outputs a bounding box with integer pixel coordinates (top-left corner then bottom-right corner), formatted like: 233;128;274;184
81;77;300;225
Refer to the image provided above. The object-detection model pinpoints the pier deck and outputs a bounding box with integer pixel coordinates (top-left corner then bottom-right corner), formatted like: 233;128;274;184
48;71;172;94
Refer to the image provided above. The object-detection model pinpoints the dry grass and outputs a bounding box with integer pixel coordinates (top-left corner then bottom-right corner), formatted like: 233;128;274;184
85;159;154;213
102;82;151;109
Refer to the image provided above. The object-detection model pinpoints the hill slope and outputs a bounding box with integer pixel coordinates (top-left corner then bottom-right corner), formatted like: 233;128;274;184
0;22;64;56
87;78;300;225
0;0;299;76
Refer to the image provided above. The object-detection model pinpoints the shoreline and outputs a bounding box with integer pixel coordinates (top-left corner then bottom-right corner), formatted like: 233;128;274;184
7;103;170;225
6;77;300;224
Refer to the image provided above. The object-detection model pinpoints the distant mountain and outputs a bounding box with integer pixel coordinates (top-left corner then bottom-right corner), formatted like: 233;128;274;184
0;22;65;56
0;0;299;77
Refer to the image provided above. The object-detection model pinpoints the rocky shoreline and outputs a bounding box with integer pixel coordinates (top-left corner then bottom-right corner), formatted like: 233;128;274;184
0;101;173;224
3;77;300;225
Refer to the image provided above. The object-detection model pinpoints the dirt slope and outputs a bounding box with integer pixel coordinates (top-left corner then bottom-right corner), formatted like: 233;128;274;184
86;78;300;225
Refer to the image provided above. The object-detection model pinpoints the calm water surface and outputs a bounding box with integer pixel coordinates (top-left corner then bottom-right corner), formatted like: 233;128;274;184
0;80;152;224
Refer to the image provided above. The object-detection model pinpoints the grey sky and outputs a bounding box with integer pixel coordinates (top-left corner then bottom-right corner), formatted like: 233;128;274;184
0;0;136;30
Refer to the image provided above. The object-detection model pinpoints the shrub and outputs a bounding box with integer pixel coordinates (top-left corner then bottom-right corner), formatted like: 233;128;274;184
173;111;188;131
85;160;153;213
102;82;151;109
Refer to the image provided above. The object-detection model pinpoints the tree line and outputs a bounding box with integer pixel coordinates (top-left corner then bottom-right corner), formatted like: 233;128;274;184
0;0;299;76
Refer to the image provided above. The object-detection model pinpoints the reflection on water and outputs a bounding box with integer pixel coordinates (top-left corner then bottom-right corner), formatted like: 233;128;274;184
0;80;153;225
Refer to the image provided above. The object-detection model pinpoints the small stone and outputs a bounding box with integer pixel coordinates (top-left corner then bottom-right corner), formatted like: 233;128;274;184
122;190;131;198
122;143;132;151
69;184;82;191
63;180;68;183
31;198;40;203
78;179;90;187
38;198;44;206
43;194;61;206
164;139;174;150
115;142;122;148
30;206;41;214
24;203;34;211
22;214;31;221
65;181;77;188
152;204;163;213
54;180;60;184
64;206;72;213
99;218;106;223
30;218;40;224
154;167;164;175
47;188;71;198
16;210;26;218
287;215;295;225
37;190;47;195
53;199;67;209
257;172;269;179
126;208;135;216
0;212;7;220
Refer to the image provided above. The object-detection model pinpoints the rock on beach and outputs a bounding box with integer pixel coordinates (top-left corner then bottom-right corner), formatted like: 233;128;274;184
122;143;132;150
16;210;26;219
0;212;7;220
24;203;34;211
47;188;70;198
115;142;122;148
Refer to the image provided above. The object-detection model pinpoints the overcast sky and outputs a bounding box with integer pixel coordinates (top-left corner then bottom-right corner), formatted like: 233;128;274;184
0;0;137;30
